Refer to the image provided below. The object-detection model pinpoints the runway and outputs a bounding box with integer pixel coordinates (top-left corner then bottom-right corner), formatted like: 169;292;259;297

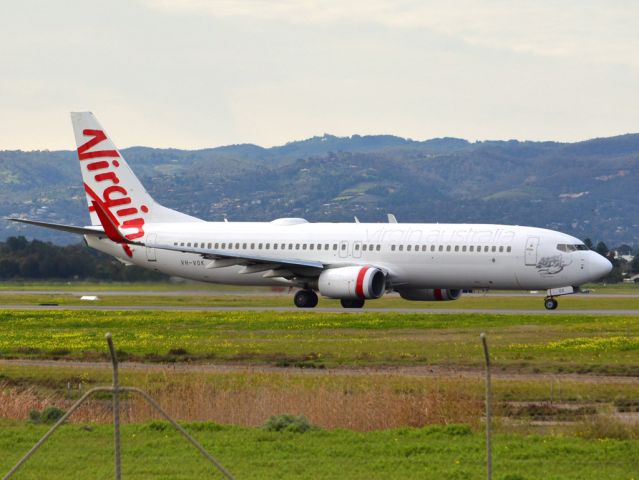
1;304;637;315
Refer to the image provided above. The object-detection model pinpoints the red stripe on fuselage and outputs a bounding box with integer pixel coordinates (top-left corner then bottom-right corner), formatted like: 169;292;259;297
434;288;443;301
355;266;369;299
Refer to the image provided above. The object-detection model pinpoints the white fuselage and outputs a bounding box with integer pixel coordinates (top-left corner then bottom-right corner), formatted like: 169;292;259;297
86;220;610;291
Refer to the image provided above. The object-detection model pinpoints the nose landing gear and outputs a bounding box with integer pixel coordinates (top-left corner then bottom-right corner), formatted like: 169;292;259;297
544;297;558;310
542;286;574;310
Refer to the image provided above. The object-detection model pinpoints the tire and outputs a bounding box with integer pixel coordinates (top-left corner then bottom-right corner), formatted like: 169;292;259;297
340;298;365;309
294;290;318;308
544;298;558;310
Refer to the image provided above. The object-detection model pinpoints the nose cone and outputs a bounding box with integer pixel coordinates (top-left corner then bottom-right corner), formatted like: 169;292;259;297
590;253;613;281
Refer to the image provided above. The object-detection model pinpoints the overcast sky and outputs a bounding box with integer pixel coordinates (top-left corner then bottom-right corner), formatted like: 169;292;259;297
1;0;638;150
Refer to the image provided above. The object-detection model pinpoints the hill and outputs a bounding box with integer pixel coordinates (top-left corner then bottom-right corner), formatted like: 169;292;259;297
2;133;638;245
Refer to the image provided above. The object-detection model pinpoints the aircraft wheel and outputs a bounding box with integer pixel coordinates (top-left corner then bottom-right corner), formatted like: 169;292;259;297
294;290;318;308
340;298;365;309
544;297;558;310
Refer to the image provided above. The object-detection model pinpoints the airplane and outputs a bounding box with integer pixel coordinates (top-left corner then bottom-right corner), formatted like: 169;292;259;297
9;112;613;310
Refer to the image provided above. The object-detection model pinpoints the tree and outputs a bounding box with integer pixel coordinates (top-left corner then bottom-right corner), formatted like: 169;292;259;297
583;238;594;250
595;241;609;257
631;255;639;274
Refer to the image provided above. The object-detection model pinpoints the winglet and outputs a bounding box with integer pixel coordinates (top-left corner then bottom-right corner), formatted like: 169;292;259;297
91;200;128;243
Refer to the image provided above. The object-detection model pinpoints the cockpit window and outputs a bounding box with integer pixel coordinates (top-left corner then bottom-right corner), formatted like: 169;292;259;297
557;243;588;252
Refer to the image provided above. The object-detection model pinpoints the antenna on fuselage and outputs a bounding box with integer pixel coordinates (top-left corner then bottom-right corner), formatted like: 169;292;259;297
354;216;360;223
387;213;398;224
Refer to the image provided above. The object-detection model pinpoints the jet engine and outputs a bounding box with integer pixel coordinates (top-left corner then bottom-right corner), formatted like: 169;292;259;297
398;288;462;301
318;266;386;299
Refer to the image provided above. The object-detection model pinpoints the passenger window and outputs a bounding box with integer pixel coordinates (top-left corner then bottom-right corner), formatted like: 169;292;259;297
341;244;346;250
317;244;322;250
355;244;359;251
469;246;474;252
273;244;278;250
208;243;212;249
491;246;496;252
296;244;300;250
214;243;219;249
484;246;489;252
310;244;314;250
439;245;443;252
391;245;396;251
407;245;411;251
302;244;306;250
333;244;338;250
422;245;427;252
258;243;263;249
180;242;185;247
325;244;330;250
415;245;419;251
446;245;451;252
462;246;467;252
236;243;240;249
430;245;435;252
454;246;459;252
288;243;293;249
499;246;504;252
507;246;512;252
376;245;381;251
399;245;404;251
266;243;270;249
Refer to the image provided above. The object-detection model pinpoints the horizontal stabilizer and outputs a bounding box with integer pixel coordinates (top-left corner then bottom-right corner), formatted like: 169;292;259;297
7;218;105;236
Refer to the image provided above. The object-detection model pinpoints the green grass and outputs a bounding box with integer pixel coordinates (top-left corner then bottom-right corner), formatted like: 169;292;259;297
2;310;639;374
1;421;638;479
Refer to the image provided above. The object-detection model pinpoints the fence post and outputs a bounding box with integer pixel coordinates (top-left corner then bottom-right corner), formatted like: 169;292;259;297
480;332;492;480
105;333;121;480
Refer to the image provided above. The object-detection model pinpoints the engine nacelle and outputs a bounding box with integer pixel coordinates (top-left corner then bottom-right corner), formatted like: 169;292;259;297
318;266;386;300
398;288;462;301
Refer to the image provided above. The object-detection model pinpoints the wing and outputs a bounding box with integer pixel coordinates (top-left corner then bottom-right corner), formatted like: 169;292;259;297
148;240;324;278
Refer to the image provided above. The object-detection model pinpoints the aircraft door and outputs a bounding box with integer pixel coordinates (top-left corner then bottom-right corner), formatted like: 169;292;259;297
524;236;539;266
146;233;157;262
352;241;362;258
339;241;349;258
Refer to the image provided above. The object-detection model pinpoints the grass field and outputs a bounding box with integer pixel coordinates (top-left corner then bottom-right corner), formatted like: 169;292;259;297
2;291;639;478
1;420;638;480
2;310;639;374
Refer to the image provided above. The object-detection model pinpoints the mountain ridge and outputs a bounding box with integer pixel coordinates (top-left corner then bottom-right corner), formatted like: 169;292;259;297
2;132;638;246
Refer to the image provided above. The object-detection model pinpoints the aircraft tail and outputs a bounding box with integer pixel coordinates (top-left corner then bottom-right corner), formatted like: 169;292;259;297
71;112;201;240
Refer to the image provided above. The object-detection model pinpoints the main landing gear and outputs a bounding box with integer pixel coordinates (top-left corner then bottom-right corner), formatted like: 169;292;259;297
340;298;365;309
294;289;318;308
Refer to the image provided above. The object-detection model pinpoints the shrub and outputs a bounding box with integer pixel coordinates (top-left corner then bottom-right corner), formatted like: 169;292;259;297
263;414;315;433
29;406;66;424
574;414;639;440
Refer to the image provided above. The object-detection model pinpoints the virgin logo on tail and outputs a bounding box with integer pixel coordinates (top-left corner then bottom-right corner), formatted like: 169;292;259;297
77;129;148;244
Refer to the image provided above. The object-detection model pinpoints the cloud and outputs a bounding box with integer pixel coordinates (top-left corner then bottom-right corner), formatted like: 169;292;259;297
143;0;639;67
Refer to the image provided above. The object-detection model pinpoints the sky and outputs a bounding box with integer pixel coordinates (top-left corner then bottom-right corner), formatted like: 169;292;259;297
1;0;638;150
